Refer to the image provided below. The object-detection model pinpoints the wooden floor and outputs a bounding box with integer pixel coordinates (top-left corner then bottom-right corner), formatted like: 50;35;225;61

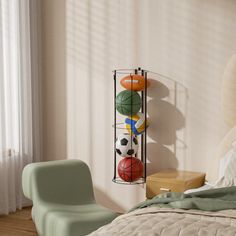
0;208;37;236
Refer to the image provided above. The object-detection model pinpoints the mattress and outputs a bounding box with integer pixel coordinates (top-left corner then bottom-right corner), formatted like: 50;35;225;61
89;206;236;236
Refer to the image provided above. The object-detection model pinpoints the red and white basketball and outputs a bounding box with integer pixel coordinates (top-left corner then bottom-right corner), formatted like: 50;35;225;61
118;157;143;182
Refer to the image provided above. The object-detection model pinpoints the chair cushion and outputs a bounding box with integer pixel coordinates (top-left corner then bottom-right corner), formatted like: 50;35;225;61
33;203;118;236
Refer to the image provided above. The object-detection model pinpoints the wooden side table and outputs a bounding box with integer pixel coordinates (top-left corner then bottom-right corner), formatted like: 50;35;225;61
146;169;205;199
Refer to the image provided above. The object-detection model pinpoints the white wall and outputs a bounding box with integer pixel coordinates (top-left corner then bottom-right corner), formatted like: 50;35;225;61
65;0;236;212
41;0;236;212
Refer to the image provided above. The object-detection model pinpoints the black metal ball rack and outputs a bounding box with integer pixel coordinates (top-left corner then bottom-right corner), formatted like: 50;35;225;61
112;67;148;185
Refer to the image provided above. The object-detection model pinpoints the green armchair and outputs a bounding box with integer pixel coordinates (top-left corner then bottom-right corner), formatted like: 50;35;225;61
22;159;118;236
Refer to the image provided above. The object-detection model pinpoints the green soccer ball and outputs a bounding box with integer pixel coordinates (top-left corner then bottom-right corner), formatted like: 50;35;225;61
116;90;141;116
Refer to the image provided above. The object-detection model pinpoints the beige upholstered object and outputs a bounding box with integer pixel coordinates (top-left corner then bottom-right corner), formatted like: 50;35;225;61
221;54;236;127
207;54;236;182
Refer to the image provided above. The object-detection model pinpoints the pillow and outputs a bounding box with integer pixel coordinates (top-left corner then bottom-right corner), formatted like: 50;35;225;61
214;141;236;188
206;126;236;183
185;141;236;194
218;144;236;179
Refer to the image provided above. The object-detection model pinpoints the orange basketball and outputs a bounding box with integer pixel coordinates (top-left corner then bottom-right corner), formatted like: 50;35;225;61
120;74;145;91
118;157;143;182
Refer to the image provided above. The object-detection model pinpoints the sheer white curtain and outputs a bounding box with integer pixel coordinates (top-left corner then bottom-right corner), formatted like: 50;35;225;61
0;0;41;214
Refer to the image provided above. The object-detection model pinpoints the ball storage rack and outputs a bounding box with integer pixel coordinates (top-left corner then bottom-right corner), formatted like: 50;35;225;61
112;67;148;185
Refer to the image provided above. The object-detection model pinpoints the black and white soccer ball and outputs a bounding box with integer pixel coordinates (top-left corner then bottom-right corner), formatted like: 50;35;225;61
116;133;138;157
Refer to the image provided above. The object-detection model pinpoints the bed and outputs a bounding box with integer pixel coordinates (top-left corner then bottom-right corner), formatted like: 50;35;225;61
89;208;236;235
89;187;236;236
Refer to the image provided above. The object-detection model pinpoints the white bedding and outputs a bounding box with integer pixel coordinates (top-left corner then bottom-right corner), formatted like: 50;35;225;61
89;207;236;236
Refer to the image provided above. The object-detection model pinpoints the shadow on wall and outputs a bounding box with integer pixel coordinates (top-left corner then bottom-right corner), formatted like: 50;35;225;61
94;187;125;213
147;78;187;175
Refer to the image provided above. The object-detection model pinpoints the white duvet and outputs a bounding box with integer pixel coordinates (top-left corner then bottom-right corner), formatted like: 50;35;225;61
89;207;236;236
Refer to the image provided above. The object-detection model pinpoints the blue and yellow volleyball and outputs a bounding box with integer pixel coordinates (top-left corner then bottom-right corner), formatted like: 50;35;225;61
125;112;149;135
